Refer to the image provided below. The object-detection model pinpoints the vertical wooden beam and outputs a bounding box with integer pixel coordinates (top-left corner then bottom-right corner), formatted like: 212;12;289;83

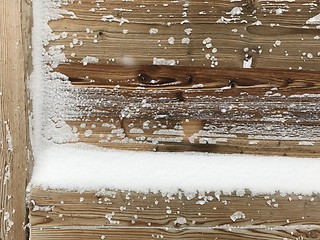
0;0;32;239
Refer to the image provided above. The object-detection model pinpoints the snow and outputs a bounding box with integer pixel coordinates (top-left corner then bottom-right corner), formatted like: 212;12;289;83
230;211;246;222
306;13;320;24
30;143;320;196
80;56;99;66
29;0;320;196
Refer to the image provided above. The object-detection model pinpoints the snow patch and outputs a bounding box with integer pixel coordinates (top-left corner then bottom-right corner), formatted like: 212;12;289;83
30;144;320;196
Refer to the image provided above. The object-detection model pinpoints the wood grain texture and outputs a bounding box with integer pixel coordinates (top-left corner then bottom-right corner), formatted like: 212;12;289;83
27;0;320;239
54;63;320;157
49;0;320;70
29;228;320;240
41;0;320;156
0;0;32;239
30;188;320;240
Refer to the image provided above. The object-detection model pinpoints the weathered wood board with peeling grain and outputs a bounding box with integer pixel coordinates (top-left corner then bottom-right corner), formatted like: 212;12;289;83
30;188;320;240
44;0;320;156
0;0;33;239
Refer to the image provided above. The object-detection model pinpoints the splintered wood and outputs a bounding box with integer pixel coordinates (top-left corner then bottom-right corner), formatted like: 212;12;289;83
45;0;320;156
30;188;320;240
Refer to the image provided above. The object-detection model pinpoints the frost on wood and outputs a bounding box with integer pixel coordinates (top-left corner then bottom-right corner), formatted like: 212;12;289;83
4;121;13;152
30;0;81;150
3;212;14;232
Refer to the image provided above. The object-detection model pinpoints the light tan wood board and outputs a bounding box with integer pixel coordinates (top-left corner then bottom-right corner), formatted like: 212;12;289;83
30;188;320;240
0;0;33;239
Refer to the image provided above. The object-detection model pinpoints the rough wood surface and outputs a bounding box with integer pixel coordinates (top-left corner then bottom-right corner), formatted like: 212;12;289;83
40;0;320;156
29;1;320;239
29;228;320;240
54;63;320;157
0;0;32;239
49;0;320;70
30;188;320;240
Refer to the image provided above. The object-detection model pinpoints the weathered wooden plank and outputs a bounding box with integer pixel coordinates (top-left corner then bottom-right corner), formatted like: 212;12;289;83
48;0;320;70
30;188;320;239
40;0;320;156
30;227;320;240
30;188;320;228
52;63;320;156
58;64;320;93
0;0;33;239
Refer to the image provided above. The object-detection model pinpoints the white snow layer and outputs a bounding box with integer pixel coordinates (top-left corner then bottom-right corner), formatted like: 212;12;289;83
30;144;320;196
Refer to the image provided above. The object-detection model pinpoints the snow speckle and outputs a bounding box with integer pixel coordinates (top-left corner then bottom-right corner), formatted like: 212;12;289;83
4;121;13;152
230;211;246;222
80;56;99;66
298;141;314;146
101;15;129;25
202;37;212;45
182;37;190;44
243;57;252;68
227;7;243;16
84;129;93;137
153;57;176;66
168;37;175;45
4;212;14;232
252;20;262;26
149;28;158;35
306;13;320;24
3;165;11;186
184;28;192;35
174;217;187;225
105;212;120;224
274;40;282;47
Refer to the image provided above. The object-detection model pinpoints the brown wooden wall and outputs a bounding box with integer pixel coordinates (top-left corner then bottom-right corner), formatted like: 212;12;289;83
42;0;320;157
29;0;320;239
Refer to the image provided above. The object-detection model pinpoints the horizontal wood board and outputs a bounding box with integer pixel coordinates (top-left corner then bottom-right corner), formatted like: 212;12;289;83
50;0;320;70
30;188;320;240
29;228;320;240
43;0;320;156
52;63;320;156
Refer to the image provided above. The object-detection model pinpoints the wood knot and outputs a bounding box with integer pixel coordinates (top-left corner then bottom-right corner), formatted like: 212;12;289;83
282;77;294;88
229;80;237;88
286;78;294;84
